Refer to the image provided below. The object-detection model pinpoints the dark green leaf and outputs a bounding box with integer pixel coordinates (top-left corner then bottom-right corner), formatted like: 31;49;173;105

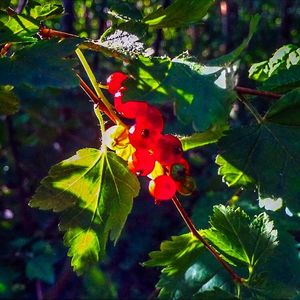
217;88;300;211
204;205;278;267
124;56;236;132
0;1;10;10
0;86;20;115
108;2;142;21
208;15;260;66
143;0;215;29
144;233;235;299
0;39;80;89
30;148;140;273
249;44;300;92
25;241;56;284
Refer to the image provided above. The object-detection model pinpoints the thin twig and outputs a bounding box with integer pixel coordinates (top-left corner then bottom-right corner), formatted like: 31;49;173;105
77;74;115;122
171;195;243;283
235;86;282;99
0;43;12;56
44;260;74;300
237;93;263;124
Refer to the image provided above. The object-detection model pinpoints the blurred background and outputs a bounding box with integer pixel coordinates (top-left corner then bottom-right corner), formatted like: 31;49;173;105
1;0;300;299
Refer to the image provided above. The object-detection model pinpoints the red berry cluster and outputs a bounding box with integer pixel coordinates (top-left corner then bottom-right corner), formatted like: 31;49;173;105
104;72;195;201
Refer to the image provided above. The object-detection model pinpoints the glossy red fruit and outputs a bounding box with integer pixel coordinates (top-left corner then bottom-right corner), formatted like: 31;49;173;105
129;106;164;149
148;175;177;200
128;149;155;176
106;72;128;95
129;124;162;149
135;106;164;133
155;134;183;165
114;93;148;119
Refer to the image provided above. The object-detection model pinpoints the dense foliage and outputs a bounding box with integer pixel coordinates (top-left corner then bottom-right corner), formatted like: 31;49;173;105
1;0;300;299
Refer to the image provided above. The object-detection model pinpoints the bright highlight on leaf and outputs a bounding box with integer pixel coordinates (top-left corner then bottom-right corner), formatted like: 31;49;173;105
30;148;140;273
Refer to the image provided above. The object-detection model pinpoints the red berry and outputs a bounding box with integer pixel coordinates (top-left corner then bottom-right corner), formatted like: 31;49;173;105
128;149;155;176
129;124;161;149
107;72;128;95
114;93;148;119
136;106;164;133
154;134;183;165
129;106;164;149
148;175;177;200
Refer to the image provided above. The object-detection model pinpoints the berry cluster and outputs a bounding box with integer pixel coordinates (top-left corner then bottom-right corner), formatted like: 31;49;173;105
103;72;195;201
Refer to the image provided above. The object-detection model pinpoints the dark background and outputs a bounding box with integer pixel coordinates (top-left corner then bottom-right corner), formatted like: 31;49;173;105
1;0;300;299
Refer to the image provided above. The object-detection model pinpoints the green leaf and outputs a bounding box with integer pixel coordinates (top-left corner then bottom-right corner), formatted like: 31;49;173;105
124;56;236;132
0;86;20;115
0;11;38;44
204;205;278;268
0;0;63;44
30;148;140;273
249;44;300;92
181;125;227;151
145;205;293;299
25;241;57;284
82;266;117;299
0;39;80;89
108;2;143;21
144;233;236;299
26;0;64;20
208;15;260;66
143;0;215;29
217;88;300;211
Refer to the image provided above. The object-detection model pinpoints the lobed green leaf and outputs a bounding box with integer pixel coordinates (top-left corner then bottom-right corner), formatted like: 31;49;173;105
124;56;236;132
217;88;300;211
0;39;80;89
30;148;140;273
249;44;300;92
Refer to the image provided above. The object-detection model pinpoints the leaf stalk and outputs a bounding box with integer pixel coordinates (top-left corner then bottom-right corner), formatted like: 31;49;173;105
171;195;243;284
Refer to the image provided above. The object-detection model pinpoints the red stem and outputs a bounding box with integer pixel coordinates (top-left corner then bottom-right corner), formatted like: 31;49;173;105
235;86;282;99
77;74;116;123
171;195;243;283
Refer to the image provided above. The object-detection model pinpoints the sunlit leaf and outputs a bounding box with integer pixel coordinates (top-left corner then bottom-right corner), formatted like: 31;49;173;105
30;148;140;273
204;205;278;267
124;56;236;132
181;125;227;151
249;44;300;92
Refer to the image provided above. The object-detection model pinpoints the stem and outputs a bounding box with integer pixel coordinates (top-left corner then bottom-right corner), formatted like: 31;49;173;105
237;94;263;124
235;86;282;99
0;43;12;56
171;195;243;283
75;48;124;126
94;106;107;153
77;74;115;122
